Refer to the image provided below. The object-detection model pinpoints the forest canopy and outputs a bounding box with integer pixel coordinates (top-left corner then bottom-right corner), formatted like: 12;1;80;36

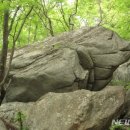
0;0;130;48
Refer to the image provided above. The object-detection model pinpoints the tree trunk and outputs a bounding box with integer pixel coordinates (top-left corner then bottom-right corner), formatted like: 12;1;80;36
0;6;33;104
0;10;9;82
33;24;38;42
0;9;9;104
28;20;31;44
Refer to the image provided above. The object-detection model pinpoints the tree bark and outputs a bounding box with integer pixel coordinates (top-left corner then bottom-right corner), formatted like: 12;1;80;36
34;24;38;42
69;0;78;30
0;9;9;104
0;6;33;104
28;20;31;44
0;10;9;82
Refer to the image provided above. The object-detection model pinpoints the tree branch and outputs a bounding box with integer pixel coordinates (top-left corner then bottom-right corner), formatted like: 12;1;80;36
8;6;20;33
0;6;34;88
97;0;103;26
59;3;70;30
14;6;33;42
69;0;78;30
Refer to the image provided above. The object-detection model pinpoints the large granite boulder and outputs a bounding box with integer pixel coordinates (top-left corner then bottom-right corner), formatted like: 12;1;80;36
0;86;125;130
5;26;130;102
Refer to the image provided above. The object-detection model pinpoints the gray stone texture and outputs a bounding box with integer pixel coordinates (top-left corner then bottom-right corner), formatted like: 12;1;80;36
0;86;125;130
4;26;130;102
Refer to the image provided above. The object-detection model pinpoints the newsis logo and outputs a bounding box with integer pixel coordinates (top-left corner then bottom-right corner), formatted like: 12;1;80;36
112;119;130;126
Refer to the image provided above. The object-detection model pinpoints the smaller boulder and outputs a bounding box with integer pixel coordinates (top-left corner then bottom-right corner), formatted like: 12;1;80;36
0;86;125;130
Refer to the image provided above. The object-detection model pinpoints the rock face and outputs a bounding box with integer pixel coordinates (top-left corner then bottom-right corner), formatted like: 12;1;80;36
5;26;130;102
124;89;130;118
112;59;130;84
0;120;7;130
0;86;125;130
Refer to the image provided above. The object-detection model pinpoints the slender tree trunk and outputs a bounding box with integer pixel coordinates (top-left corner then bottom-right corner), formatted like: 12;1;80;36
60;3;70;31
33;24;38;42
69;0;78;30
0;9;9;104
97;0;103;26
48;18;54;36
42;0;54;36
18;38;21;46
28;20;31;44
0;10;9;82
0;6;33;104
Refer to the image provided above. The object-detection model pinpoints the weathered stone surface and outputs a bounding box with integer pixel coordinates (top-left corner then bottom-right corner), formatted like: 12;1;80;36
91;52;130;68
112;59;130;83
124;89;130;118
4;26;130;102
111;59;130;119
0;102;33;129
92;77;112;91
0;86;126;130
6;48;88;102
0;119;7;130
94;67;116;80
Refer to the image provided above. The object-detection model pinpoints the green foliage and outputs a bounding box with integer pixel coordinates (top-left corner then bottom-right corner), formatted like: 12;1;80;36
15;112;26;122
110;124;130;130
0;0;130;49
110;124;125;130
15;111;29;130
110;80;128;86
110;80;130;90
124;83;130;90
